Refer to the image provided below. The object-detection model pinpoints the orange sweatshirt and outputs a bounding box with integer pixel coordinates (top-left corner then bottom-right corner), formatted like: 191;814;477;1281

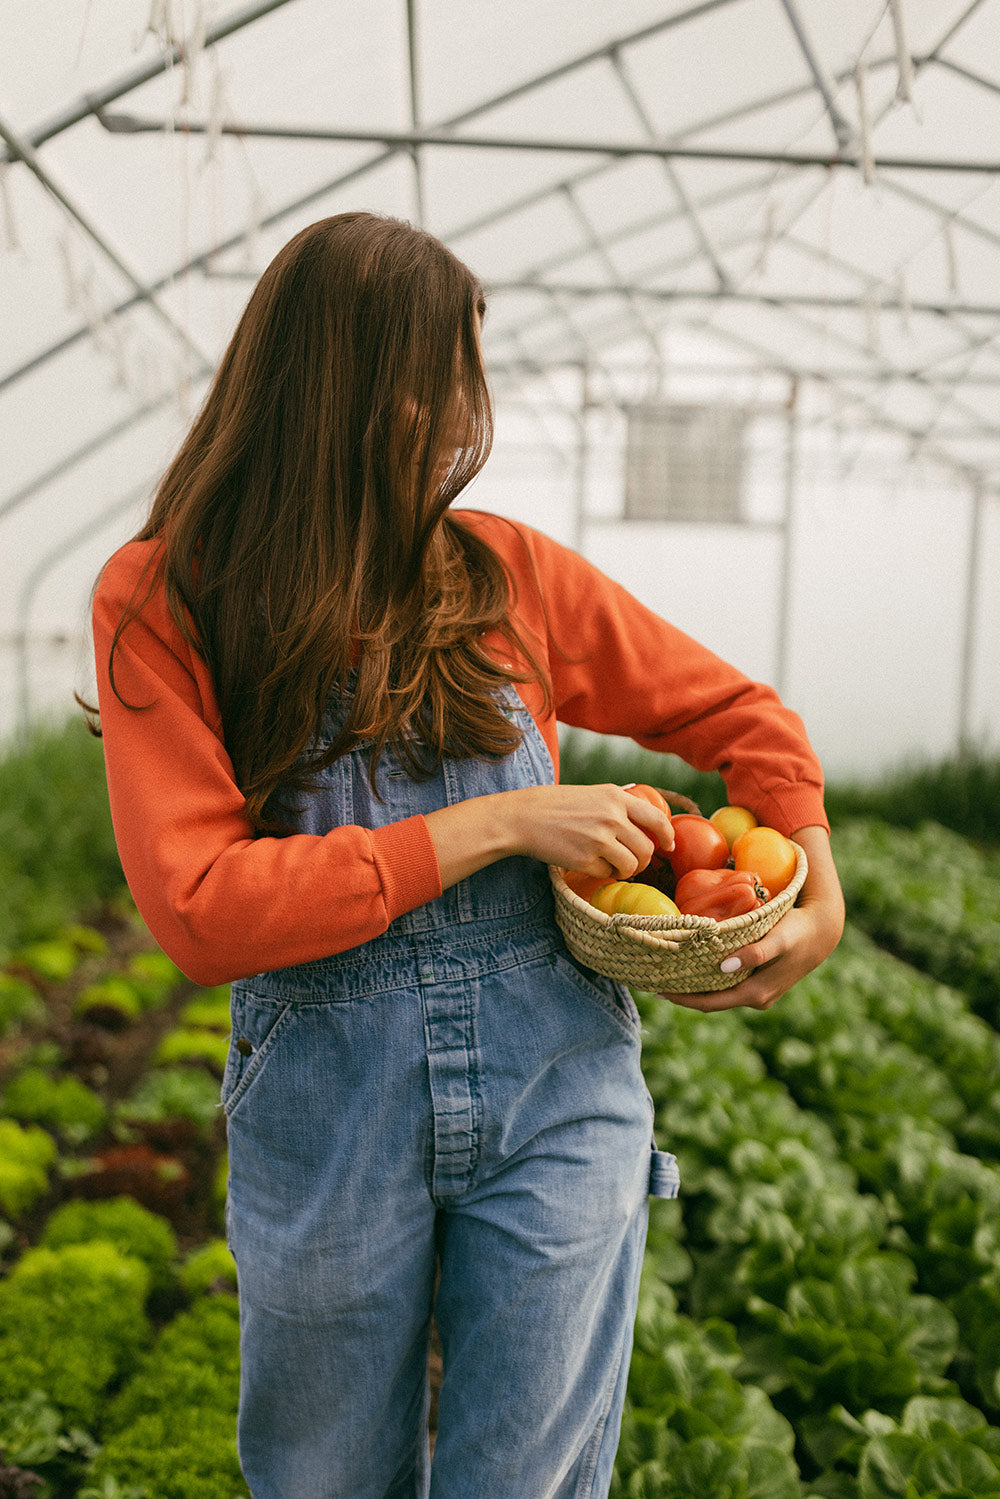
92;509;827;986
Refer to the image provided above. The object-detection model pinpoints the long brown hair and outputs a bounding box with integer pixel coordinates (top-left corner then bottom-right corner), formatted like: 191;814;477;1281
101;213;551;831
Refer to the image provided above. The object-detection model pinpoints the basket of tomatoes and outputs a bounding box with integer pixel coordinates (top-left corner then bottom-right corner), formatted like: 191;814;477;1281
549;786;808;993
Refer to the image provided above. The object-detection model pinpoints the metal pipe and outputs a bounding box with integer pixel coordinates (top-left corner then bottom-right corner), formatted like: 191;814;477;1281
14;478;155;736
0;0;301;166
777;0;855;149
956;481;987;753
2;0;738;168
774;378;799;699
0;386;197;525
927;0;991;58
482;281;1000;321
559;186;663;363
0;112;211;369
405;0;425;226
0;0;747;397
609;47;732;292
93;115;1000;176
486;361;1000;387
573;359;590;555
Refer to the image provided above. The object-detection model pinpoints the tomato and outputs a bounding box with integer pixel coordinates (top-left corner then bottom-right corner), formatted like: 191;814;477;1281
623;783;669;815
590;881;680;917
563;870;616;903
623;783;673;857
667;815;729;879
589;881;629;913
709;805;758;850
614;883;681;917
732;826;797;895
674;867;769;919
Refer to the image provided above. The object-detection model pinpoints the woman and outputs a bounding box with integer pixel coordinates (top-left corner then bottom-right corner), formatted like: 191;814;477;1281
91;212;844;1498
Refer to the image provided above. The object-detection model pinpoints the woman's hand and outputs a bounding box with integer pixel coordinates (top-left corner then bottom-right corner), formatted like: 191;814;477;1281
656;824;845;1013
424;782;674;892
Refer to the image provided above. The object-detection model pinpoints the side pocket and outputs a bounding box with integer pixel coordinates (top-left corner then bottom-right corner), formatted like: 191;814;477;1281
221;995;295;1119
551;949;642;1038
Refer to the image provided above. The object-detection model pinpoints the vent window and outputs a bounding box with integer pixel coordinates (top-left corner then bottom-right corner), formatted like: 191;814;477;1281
624;403;747;523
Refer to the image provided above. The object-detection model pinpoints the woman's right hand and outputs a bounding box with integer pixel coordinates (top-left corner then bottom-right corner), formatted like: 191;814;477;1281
424;783;674;892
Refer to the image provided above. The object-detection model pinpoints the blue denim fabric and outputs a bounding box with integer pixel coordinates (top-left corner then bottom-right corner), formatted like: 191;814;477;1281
223;684;678;1498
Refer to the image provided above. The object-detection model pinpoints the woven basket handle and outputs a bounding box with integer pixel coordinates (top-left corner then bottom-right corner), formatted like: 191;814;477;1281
615;924;687;953
659;788;702;816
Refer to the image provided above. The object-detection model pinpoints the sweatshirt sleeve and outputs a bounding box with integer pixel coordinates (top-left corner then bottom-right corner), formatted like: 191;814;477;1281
502;520;829;837
92;544;442;987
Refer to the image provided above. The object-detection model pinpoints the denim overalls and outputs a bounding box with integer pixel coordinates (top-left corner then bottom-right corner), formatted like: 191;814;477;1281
222;682;678;1499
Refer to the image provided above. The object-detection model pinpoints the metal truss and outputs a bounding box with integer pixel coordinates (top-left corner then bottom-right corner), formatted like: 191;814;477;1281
3;0;1000;523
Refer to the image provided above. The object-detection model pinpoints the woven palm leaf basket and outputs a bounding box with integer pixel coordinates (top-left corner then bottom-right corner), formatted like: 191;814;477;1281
549;790;808;994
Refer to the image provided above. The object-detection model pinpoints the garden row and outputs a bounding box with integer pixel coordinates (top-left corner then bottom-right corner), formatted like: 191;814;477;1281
831;819;1000;1027
0;1197;245;1498
623;922;1000;1496
0;895;247;1496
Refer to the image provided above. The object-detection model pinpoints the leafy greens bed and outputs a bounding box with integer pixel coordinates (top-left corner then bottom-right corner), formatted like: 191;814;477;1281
1;726;999;1497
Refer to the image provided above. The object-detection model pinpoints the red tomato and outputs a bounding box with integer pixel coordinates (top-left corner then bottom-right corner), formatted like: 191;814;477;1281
667;815;730;879
674;867;769;919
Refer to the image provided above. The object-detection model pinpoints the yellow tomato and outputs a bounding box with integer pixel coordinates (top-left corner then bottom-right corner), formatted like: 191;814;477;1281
732;826;797;895
590;881;680;917
709;805;758;850
615;884;681;917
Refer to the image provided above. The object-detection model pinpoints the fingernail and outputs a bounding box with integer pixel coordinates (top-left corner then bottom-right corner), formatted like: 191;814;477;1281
720;956;742;973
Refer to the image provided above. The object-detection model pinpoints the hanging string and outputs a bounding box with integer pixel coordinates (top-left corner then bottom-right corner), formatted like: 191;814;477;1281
146;0;181;50
73;0;95;69
239;181;265;272
752;200;778;280
888;0;914;105
56;225;151;395
853;56;876;186
179;0;208;109
203;57;226;168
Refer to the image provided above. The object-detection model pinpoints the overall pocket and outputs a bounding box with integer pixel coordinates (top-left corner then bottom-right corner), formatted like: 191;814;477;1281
221;992;296;1119
549;948;642;1040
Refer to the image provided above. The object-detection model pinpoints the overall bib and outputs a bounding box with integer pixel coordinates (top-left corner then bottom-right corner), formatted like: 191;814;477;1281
222;683;678;1499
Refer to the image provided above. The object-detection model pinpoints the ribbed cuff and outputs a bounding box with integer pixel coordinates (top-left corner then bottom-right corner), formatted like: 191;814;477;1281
369;814;443;925
754;782;830;837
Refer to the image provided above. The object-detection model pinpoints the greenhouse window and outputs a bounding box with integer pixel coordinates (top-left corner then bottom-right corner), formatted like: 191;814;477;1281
623;402;747;523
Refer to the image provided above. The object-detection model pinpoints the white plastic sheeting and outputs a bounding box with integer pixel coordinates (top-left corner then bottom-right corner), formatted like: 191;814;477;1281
1;0;999;769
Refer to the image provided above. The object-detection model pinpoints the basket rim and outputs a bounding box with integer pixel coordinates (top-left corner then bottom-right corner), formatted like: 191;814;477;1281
549;840;808;941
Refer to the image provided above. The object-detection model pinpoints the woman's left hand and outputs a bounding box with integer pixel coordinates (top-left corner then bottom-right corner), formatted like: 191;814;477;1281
656;824;845;1013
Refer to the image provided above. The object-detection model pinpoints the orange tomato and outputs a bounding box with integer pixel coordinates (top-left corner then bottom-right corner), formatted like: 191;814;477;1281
732;826;797;895
623;783;673;858
623;783;670;815
709;805;758;850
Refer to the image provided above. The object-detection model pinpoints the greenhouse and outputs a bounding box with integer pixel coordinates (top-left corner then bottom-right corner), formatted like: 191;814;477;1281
1;2;1000;1496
